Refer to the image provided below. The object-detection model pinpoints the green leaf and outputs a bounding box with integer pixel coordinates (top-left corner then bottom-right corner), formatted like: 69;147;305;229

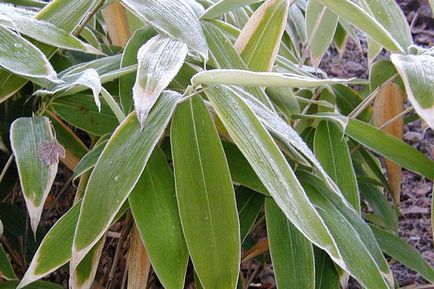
70;235;106;289
234;0;290;72
133;35;188;126
223;141;268;195
0;26;57;84
236;187;264;242
204;85;344;266
299;172;391;289
121;0;208;59
359;0;412;50
0;8;102;54
192;69;350;87
10;116;59;234
315;0;403;53
200;0;261;19
305;0;339;67
265;198;315;289
0;0;101;102
346;119;434;180
370;225;434;282
129;148;188;289
18;201;128;289
171;95;240;289
390;54;434;130
314;248;340;289
72;91;181;269
120;26;157;114
314;121;360;212
73;140;107;180
51;94;118;136
0;244;16;280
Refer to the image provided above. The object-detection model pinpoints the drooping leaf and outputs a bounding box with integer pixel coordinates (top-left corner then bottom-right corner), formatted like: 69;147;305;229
305;0;339;67
200;0;261;19
390;54;434;130
371;225;434;283
129;148;188;289
171;95;240;289
314;120;360;212
0;244;16;280
315;0;403;53
71;91;181;270
0;26;57;84
346;119;434;180
234;0;290;72
133;35;188;126
192;69;350;87
51;94;118;136
0;0;101;102
121;0;208;59
119;26;157;113
204;85;344;267
0;8;102;54
10;116;58;234
265;198;315;289
127;225;151;289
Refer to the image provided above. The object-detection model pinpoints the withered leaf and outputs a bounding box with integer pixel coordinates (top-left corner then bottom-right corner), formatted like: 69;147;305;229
37;139;66;166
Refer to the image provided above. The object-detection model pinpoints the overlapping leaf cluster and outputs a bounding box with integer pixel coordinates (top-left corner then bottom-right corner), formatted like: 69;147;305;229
0;1;433;289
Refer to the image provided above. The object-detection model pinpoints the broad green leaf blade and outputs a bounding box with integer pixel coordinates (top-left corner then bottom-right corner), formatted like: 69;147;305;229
72;91;181;269
3;281;62;289
127;225;151;289
370;225;434;283
315;0;403;53
0;26;57;83
305;0;339;67
0;0;101;102
36;69;102;111
314;121;360;212
0;9;102;54
121;0;208;59
0;244;16;280
390;54;434;130
346;119;434;180
10;116;58;234
70;235;106;289
129;148;188;289
265;198;315;289
51;94;117;136
120;26;157;114
236;187;264;242
171;95;240;289
314;248;340;289
299;174;391;289
359;0;412;50
192;69;350;87
18;201;128;289
133;35;188;126
72;141;107;180
234;0;290;71
200;0;261;19
204;85;343;266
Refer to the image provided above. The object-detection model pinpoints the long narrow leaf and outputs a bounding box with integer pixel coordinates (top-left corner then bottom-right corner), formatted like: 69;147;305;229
200;0;261;19
171;95;240;289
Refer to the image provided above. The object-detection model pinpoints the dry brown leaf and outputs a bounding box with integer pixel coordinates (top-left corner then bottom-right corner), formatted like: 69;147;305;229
128;224;151;289
102;2;131;47
373;83;405;203
241;239;269;262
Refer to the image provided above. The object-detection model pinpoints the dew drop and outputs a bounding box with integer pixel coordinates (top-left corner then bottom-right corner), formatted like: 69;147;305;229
114;175;119;182
14;43;22;48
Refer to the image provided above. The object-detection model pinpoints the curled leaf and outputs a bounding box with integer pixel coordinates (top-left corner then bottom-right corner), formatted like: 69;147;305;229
38;140;66;166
